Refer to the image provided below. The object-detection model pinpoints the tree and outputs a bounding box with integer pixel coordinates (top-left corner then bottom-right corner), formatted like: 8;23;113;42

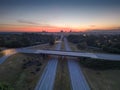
0;36;5;46
49;40;55;45
49;35;55;46
77;42;87;50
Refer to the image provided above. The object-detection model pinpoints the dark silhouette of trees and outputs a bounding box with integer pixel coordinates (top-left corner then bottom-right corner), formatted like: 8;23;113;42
0;33;56;48
0;36;5;47
49;35;55;46
67;34;120;54
79;57;120;70
77;42;87;50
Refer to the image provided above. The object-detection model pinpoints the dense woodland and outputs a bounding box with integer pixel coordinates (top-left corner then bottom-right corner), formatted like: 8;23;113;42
0;33;55;48
67;34;120;54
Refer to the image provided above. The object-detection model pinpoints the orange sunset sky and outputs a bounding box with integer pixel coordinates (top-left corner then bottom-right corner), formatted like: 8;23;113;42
0;0;120;32
0;24;120;32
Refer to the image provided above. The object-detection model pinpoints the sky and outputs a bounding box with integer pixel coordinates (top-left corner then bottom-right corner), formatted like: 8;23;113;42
0;0;120;32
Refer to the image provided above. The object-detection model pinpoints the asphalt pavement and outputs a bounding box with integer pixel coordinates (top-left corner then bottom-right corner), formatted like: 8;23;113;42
35;59;58;90
35;36;62;90
1;38;120;64
64;37;90;90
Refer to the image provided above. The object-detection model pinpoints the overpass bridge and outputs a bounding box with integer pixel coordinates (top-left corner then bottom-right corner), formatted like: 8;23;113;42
18;49;120;61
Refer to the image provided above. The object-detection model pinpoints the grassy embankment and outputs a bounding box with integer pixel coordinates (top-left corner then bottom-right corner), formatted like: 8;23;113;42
54;41;71;90
0;52;3;57
79;58;120;90
0;53;48;90
28;43;55;50
0;49;3;57
0;44;55;90
68;42;104;53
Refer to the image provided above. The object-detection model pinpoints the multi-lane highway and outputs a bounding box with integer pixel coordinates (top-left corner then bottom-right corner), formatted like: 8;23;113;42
64;37;90;90
35;36;62;90
35;59;58;90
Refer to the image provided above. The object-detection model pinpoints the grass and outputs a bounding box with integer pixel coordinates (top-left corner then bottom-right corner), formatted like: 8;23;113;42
79;59;120;90
0;53;48;90
68;42;87;52
68;42;104;53
61;42;65;50
0;52;3;57
28;43;56;50
68;42;78;51
54;57;71;90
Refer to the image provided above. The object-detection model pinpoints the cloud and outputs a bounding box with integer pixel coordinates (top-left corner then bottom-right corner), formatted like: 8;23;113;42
90;25;96;27
17;20;39;25
17;19;53;27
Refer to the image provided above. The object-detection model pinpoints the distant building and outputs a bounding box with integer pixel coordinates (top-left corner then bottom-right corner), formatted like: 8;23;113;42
60;30;64;33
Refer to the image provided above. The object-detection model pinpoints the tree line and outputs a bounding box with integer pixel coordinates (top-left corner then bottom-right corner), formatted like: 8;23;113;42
0;33;55;48
67;34;120;54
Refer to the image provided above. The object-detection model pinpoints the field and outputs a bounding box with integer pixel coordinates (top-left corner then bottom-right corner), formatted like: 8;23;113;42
28;44;56;50
68;42;101;53
0;53;49;90
79;59;120;90
0;52;3;57
68;42;78;51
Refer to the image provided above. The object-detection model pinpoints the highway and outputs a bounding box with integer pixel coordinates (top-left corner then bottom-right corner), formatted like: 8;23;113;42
35;59;58;90
18;49;120;61
35;36;62;90
64;38;90;90
0;44;120;64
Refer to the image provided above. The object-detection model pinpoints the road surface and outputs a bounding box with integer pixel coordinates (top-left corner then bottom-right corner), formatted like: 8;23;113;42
35;59;58;90
0;49;18;64
35;36;62;90
18;49;120;61
64;37;90;90
1;45;120;64
0;44;49;64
